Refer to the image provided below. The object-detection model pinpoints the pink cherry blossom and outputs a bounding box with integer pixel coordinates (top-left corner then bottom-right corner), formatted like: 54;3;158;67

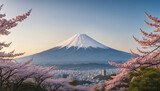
105;13;160;91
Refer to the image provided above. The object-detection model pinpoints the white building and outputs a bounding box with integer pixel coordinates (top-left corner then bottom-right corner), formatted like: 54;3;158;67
101;69;106;76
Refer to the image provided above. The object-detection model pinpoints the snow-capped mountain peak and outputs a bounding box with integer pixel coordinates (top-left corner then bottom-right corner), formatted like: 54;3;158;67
18;34;132;65
58;34;109;49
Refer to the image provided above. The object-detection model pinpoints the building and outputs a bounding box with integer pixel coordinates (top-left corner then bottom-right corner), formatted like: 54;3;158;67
101;69;106;76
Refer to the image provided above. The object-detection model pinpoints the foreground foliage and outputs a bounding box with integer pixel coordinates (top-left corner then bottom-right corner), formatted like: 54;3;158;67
16;82;42;91
69;80;92;86
93;74;116;81
128;67;160;91
105;13;160;91
0;4;89;91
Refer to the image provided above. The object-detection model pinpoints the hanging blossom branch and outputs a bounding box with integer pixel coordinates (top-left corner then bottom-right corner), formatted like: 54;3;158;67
0;5;90;91
0;9;32;35
0;5;32;61
105;13;160;91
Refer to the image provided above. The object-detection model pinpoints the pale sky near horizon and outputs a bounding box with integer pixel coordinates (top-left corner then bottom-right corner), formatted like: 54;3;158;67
0;0;159;57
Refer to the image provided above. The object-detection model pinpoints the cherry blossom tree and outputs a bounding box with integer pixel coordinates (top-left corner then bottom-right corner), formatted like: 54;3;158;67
0;4;32;90
31;65;56;89
0;4;90;91
0;4;31;61
105;13;160;91
3;59;33;91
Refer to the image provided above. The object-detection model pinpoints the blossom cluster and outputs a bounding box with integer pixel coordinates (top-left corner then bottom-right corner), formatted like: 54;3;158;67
0;5;89;91
105;13;160;91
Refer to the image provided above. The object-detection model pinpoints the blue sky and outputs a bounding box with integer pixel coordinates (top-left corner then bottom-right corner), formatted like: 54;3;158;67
0;0;159;57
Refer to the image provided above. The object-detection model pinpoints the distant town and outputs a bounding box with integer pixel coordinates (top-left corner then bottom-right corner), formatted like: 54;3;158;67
53;69;118;86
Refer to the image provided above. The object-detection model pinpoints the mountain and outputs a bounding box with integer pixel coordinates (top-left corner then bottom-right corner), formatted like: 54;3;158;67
17;34;132;65
57;34;109;49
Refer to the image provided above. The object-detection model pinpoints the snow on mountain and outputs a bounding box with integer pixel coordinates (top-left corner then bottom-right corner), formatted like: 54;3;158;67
57;34;109;49
17;33;132;66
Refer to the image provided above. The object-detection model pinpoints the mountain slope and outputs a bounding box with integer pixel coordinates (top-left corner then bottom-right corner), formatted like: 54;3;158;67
17;34;132;65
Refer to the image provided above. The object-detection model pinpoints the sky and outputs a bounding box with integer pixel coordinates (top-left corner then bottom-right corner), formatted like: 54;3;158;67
0;0;160;57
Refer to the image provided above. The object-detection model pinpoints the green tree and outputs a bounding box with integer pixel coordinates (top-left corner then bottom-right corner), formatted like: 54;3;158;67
17;82;43;91
127;67;160;91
